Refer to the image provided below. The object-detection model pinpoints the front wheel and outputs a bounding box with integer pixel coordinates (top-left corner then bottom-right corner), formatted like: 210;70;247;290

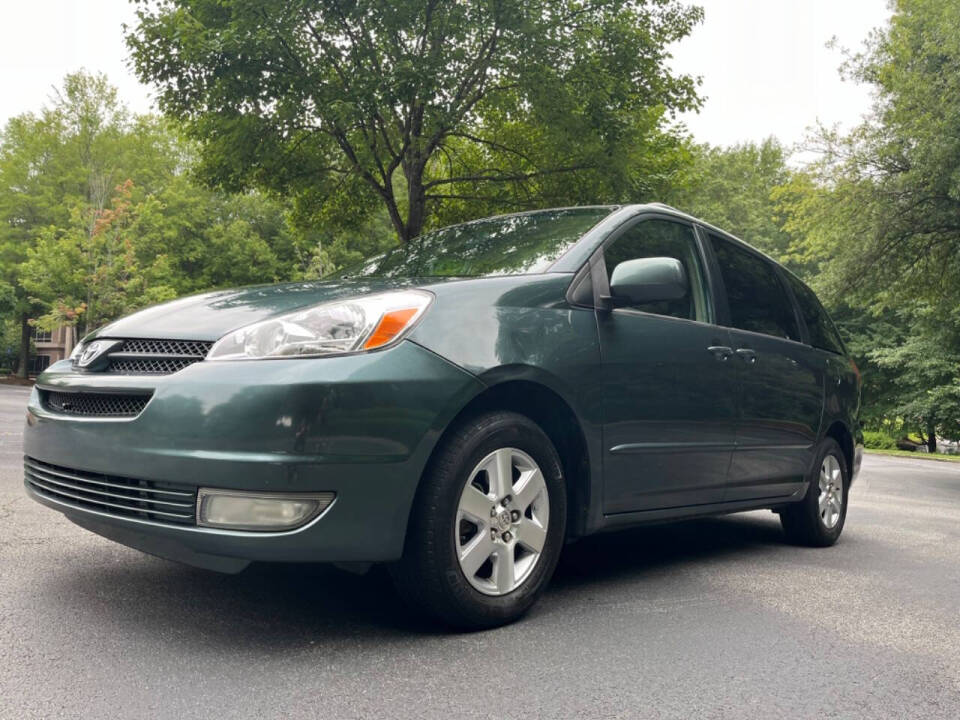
780;438;849;547
390;411;567;630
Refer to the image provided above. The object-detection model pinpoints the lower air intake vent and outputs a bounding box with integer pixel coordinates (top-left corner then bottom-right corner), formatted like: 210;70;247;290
24;457;197;525
42;390;152;418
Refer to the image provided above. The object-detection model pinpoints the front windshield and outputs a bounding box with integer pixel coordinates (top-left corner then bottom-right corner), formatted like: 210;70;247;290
343;207;614;278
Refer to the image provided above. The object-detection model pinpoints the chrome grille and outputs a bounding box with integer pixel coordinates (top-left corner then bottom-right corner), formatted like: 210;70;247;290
42;390;152;417
118;339;212;356
109;357;199;375
80;338;213;375
24;457;197;525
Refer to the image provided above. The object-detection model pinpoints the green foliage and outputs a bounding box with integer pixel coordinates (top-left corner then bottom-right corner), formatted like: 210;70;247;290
0;71;315;344
127;0;703;242
862;431;898;450
668;138;795;261
0;318;21;373
772;0;960;445
865;303;960;444
779;0;960;310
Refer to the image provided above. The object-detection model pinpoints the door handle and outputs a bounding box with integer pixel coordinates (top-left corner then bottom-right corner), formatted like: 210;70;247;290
707;345;733;361
736;348;758;364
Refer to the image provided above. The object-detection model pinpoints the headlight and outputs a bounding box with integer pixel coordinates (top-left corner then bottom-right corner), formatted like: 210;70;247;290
207;290;432;361
69;341;84;362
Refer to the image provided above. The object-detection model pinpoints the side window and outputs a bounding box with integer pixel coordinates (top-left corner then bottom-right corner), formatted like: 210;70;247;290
783;272;845;354
604;219;709;322
709;234;800;341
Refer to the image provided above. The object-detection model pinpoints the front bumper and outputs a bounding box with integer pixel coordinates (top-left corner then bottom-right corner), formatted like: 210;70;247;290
24;340;483;571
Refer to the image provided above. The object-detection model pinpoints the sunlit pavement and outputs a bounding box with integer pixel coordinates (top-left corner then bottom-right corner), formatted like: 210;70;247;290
1;384;958;719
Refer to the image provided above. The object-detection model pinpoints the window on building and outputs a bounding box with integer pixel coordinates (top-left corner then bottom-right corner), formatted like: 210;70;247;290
29;355;51;374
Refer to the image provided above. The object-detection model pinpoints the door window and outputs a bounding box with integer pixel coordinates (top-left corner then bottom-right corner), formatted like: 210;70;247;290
709;235;800;341
604;219;710;322
782;272;846;354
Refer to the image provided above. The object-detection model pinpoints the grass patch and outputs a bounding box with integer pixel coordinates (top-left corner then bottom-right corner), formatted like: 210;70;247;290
865;448;960;463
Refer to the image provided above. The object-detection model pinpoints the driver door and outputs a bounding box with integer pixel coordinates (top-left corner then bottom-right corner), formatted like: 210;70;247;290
597;218;738;514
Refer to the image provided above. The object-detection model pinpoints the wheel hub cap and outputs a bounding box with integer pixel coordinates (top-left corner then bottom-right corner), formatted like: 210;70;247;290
455;447;550;596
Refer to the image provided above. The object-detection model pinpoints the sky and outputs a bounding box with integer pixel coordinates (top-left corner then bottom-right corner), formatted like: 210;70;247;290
0;0;892;150
669;0;892;148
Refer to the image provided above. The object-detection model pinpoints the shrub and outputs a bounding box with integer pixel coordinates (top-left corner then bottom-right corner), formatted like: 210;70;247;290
863;431;897;450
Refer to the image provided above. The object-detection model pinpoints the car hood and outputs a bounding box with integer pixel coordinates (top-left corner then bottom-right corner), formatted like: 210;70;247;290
90;278;450;342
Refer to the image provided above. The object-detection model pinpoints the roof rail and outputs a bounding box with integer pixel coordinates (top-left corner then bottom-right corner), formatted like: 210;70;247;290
646;202;679;211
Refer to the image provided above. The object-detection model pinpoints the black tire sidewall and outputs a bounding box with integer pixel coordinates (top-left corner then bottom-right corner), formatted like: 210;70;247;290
415;412;567;627
790;438;849;545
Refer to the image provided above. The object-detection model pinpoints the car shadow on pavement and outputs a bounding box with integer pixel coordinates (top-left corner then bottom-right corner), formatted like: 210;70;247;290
552;512;788;590
42;512;788;644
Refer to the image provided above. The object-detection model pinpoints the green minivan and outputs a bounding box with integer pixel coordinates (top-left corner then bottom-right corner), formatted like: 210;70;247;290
24;204;862;629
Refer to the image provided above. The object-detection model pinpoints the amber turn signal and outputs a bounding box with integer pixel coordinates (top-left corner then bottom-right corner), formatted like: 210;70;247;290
364;308;420;349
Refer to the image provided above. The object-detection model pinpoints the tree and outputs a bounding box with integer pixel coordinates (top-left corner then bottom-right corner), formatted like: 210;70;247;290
0;73;133;375
0;71;317;366
783;0;960;310
19;180;180;333
768;1;960;449
667;138;795;260
127;0;703;242
863;304;960;451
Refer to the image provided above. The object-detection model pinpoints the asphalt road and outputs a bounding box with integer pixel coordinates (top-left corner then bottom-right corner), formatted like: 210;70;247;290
1;384;959;719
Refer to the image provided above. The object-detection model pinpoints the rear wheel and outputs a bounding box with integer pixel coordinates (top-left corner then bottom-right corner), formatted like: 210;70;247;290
390;411;566;629
780;438;848;547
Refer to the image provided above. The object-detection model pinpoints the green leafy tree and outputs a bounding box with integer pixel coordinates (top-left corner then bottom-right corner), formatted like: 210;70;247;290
20;180;180;333
0;72;135;375
774;0;960;446
668;138;795;260
865;304;960;451
1;71;319;370
127;0;703;242
783;0;960;309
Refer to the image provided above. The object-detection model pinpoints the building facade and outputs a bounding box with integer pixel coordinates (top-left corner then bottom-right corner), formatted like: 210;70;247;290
31;325;75;374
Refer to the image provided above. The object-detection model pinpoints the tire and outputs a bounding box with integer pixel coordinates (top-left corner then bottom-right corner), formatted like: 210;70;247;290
780;438;849;547
389;410;567;630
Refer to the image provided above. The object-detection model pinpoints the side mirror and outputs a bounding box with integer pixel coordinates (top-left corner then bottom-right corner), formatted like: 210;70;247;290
607;257;688;306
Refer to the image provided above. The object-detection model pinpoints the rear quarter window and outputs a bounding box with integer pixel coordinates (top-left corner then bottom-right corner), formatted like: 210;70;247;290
783;272;846;354
708;234;801;342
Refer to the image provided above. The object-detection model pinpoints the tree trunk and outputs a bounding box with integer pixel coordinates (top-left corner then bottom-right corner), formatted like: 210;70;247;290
17;313;30;379
926;419;937;453
403;163;427;243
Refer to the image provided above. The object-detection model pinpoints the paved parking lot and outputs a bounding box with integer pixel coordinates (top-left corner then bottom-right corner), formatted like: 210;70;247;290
1;384;958;719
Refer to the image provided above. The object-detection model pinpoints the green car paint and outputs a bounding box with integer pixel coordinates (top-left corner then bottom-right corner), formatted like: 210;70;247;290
23;204;863;574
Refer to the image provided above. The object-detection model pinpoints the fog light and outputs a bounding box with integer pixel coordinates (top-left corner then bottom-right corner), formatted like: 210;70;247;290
197;489;335;531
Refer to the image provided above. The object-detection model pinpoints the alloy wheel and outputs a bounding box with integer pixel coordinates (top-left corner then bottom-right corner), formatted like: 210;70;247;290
818;454;844;529
455;447;550;596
